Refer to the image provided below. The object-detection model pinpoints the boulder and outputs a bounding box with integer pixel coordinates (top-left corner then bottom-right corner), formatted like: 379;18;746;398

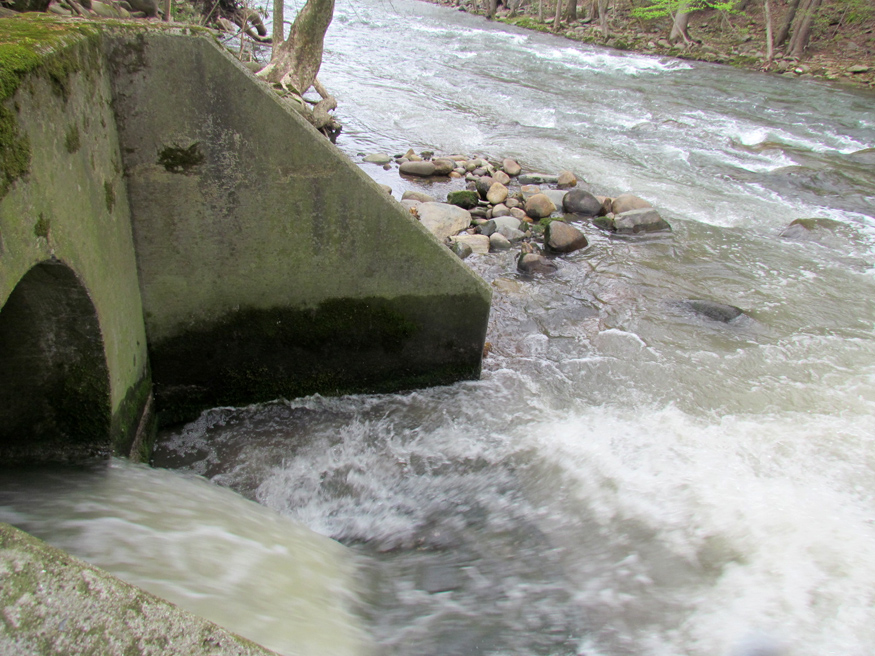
545;221;588;253
518;252;558;275
492;204;510;217
451;234;490;254
510;207;528;221
595;208;670;234
502;158;522;176
489;232;512;251
563;188;602;216
417;202;472;240
401;199;422;213
363;153;392;164
525;193;557;219
496;226;526;242
433;158;457;176
611;193;652;214
596;196;613;216
487;182;509;205
402;190;435;203
682;300;744;323
400;160;436;177
557;170;577;188
446;190;479;209
519;173;559;185
493;170;511;185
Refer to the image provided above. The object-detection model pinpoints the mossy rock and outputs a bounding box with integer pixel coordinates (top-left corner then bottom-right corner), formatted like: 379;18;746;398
447;190;479;209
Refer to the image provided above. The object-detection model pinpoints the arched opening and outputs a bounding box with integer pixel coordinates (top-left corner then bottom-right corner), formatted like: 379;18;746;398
0;260;111;464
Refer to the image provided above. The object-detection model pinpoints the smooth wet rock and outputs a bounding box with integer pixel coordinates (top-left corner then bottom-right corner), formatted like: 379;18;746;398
379;184;392;194
492;203;510;217
557;170;577;188
510;207;528;221
493;170;511;185
683;299;744;323
502;158;522;176
475;176;496;199
496;226;526;242
363;153;392;164
446;190;479;209
611;193;652;214
545;221;588;253
520;184;541;200
417;202;472;239
489;232;512;251
519;173;560;185
433;158;457;175
518;252;558;275
402;190;435;203
525;193;557;219
451;234;490;254
400;160;436;177
487;182;509;205
563;188;602;216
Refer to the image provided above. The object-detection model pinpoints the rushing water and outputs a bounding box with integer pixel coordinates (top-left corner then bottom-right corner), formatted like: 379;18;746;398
4;1;875;655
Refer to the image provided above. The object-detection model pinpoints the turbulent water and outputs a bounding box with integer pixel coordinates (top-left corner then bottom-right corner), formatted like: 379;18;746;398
4;1;875;655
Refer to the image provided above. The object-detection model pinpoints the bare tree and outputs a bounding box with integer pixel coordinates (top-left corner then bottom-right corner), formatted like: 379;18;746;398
774;0;801;47
669;1;692;44
763;0;774;66
553;0;563;30
564;0;577;22
786;0;822;57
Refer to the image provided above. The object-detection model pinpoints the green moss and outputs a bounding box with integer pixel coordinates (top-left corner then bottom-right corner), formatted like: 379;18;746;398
157;142;205;173
498;16;552;33
33;212;49;238
64;123;80;153
110;371;154;460
0;104;30;199
104;179;115;213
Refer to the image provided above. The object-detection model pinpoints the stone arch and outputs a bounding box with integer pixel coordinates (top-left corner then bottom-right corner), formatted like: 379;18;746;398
0;260;112;463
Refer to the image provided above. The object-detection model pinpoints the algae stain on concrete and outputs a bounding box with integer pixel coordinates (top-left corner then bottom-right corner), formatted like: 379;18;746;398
158;142;204;173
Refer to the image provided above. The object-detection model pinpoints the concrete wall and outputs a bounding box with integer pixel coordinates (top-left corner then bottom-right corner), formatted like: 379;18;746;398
0;18;491;449
0;29;152;462
106;32;491;424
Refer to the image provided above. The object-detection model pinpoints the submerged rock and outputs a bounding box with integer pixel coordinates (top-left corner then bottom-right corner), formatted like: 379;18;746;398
363;153;393;164
519;173;559;185
683;299;745;323
517;252;558;275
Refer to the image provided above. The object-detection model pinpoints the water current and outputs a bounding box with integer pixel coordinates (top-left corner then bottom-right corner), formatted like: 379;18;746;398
3;1;875;654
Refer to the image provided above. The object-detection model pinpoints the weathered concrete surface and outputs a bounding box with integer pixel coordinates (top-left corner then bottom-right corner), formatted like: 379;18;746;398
0;16;491;448
0;522;279;656
0;21;152;463
106;32;491;424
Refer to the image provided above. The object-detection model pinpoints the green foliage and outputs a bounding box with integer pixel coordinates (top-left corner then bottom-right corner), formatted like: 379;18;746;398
632;0;736;20
64;124;80;153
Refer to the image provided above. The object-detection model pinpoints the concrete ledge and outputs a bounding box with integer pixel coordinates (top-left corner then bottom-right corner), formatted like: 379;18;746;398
0;523;279;656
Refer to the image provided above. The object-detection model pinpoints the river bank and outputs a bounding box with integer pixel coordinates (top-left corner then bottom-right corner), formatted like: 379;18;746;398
419;0;875;89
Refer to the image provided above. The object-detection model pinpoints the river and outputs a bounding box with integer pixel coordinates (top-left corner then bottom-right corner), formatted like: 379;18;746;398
3;1;875;654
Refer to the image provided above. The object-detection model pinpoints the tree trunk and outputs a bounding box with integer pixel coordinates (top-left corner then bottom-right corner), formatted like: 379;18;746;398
258;0;334;94
487;0;497;20
564;0;576;22
669;2;692;44
763;0;773;66
734;0;750;10
552;0;563;31
163;0;170;21
538;0;544;22
774;0;801;47
787;0;821;58
271;0;283;58
598;0;607;36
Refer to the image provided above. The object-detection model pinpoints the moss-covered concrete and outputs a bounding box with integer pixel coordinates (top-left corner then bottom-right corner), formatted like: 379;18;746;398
0;21;150;463
0;522;280;656
1;17;490;450
106;30;491;423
